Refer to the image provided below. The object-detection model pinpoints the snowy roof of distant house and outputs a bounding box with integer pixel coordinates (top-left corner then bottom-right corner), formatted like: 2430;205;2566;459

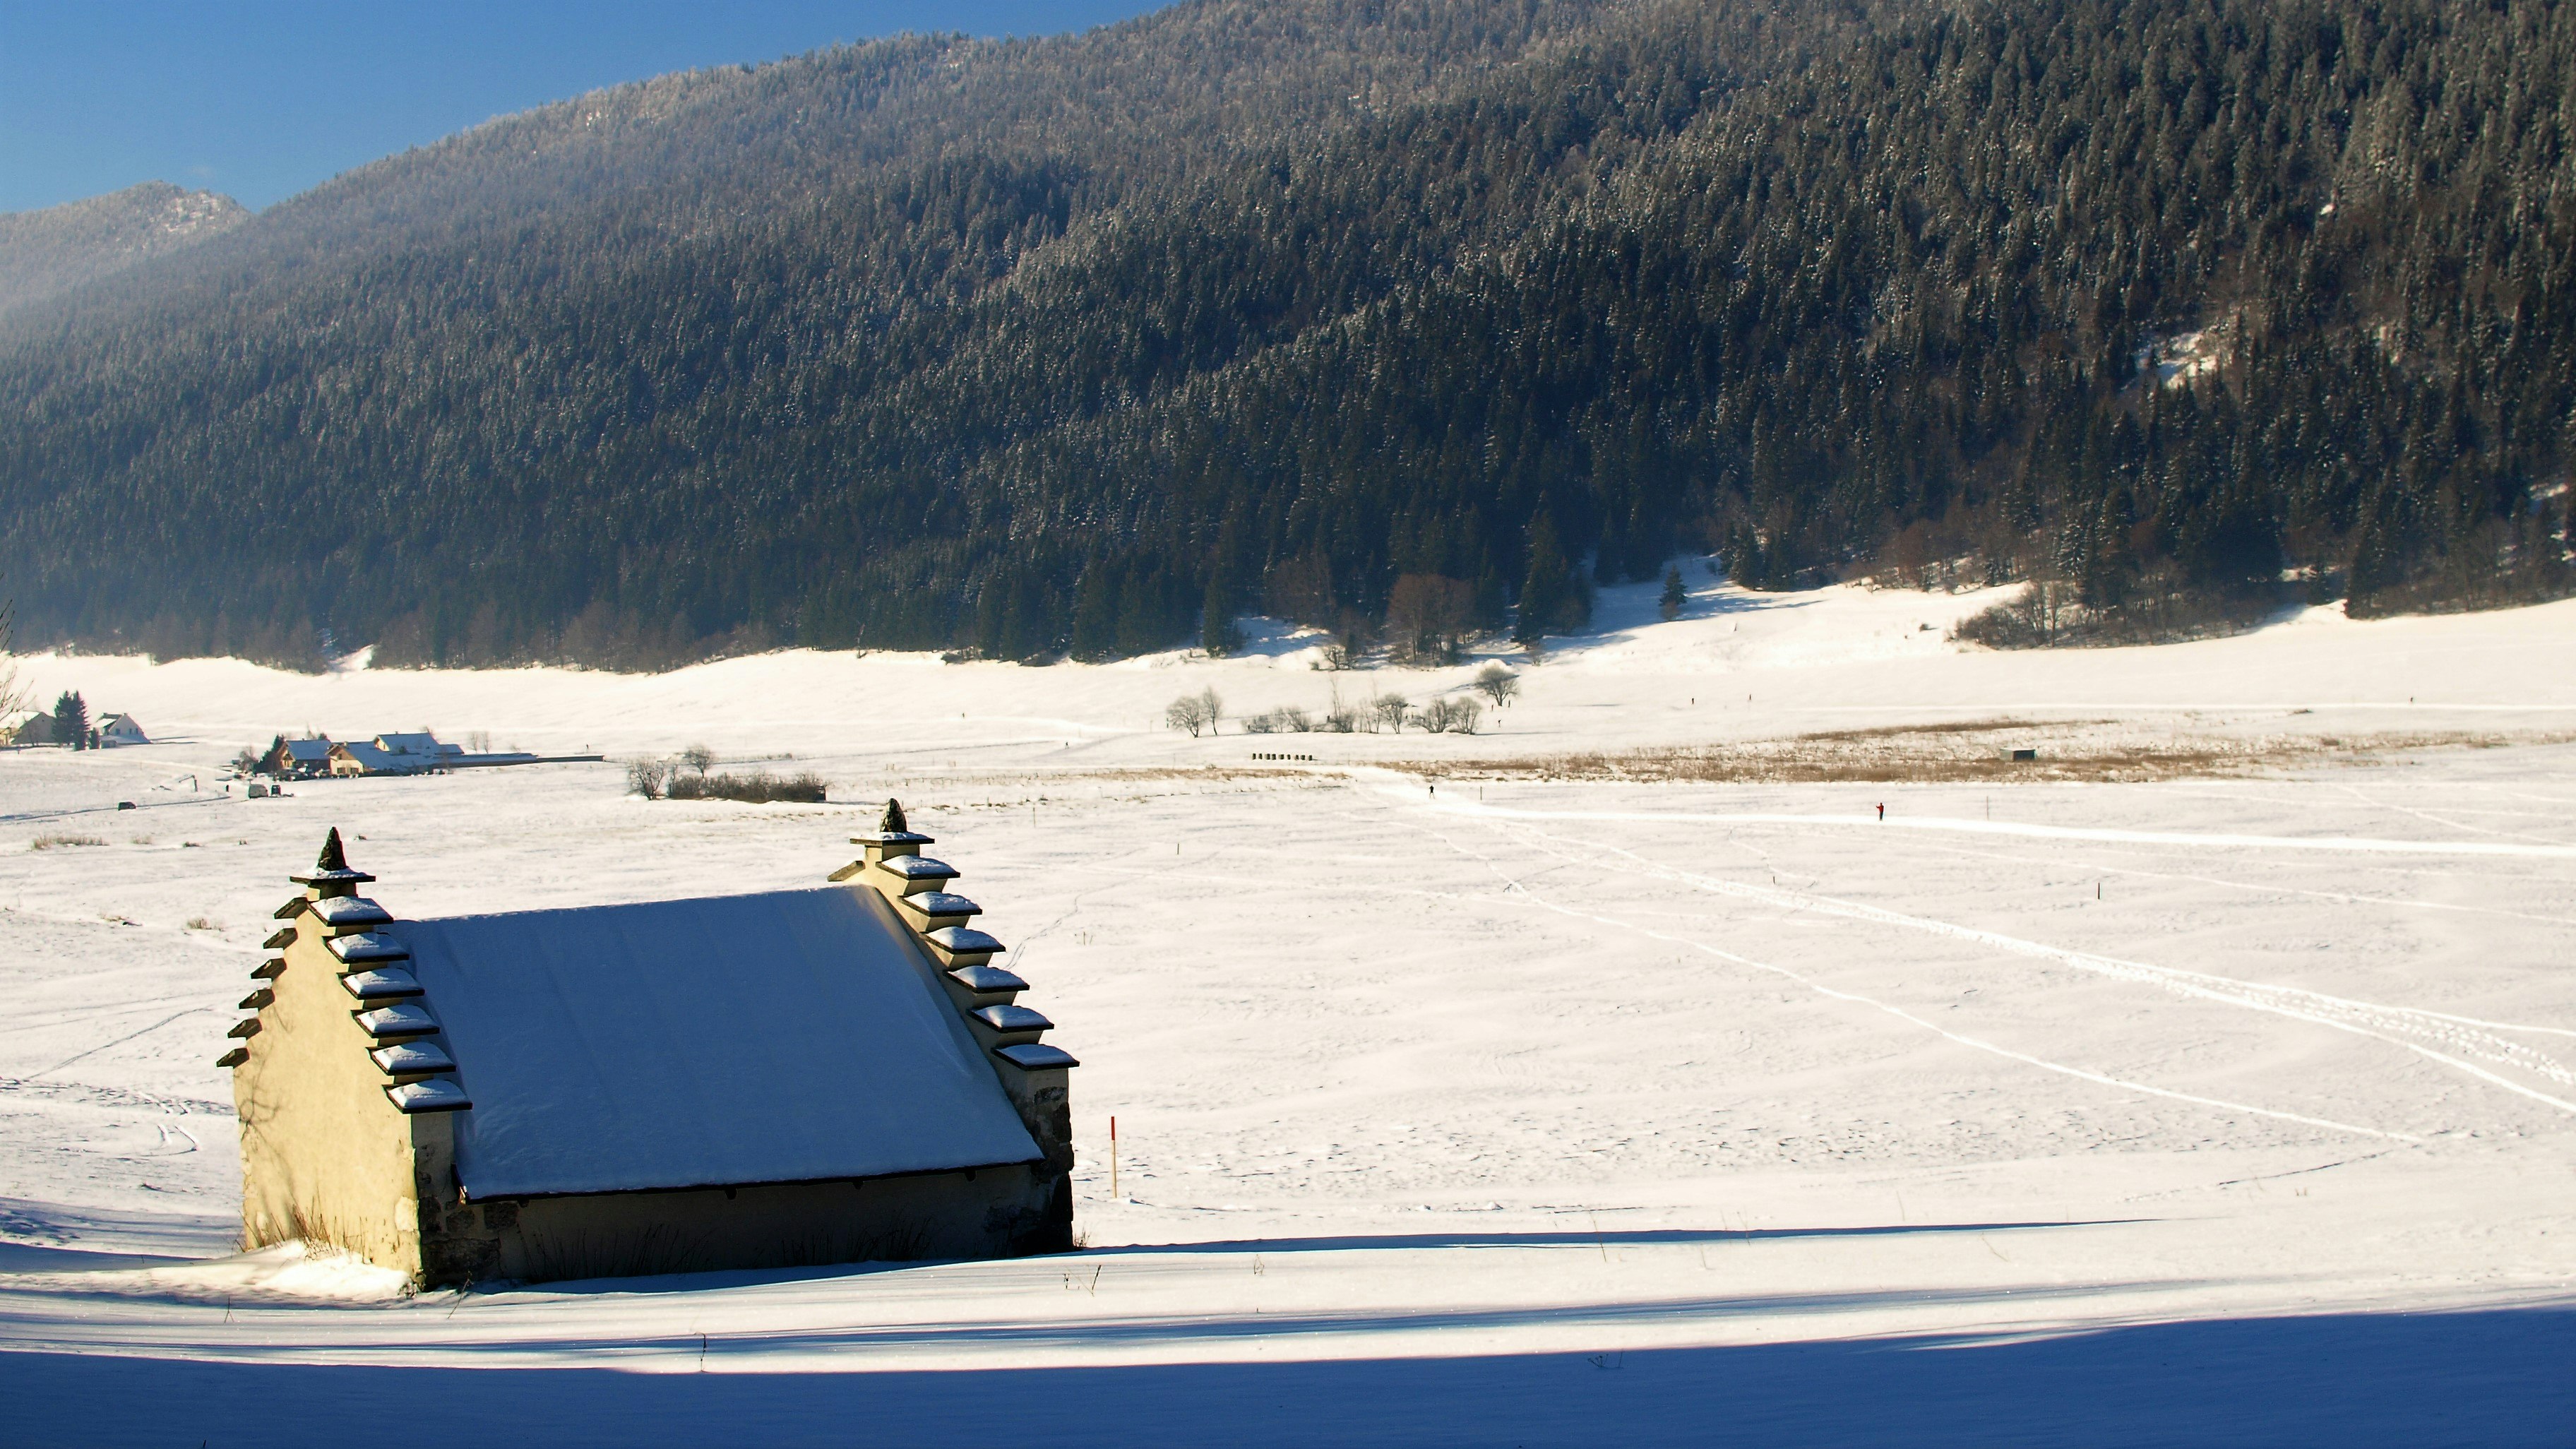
373;732;443;755
333;741;431;774
388;886;1041;1198
281;738;335;761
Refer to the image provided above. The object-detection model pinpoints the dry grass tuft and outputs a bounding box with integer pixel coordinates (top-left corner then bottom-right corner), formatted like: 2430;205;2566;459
666;770;828;804
31;834;107;850
1396;724;2576;785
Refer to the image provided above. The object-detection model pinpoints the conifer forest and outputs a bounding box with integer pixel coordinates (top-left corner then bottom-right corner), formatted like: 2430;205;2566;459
1;0;2570;669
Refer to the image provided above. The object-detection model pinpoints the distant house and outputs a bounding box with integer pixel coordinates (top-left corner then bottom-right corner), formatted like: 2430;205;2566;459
371;732;457;761
220;809;1075;1287
1;710;54;746
95;713;150;747
327;732;479;777
259;737;335;778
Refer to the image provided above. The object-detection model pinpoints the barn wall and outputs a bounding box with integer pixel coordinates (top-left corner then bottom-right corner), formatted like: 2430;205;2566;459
453;1164;1062;1283
232;915;430;1281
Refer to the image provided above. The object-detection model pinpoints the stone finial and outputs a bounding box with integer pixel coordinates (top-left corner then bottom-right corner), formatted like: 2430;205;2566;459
291;825;377;890
882;798;908;834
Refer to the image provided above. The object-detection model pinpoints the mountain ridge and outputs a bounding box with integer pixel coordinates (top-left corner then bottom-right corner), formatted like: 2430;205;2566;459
1;0;2569;670
0;181;249;318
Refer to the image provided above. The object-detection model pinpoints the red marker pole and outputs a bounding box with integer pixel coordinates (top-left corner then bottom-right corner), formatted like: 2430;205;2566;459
1109;1116;1119;1198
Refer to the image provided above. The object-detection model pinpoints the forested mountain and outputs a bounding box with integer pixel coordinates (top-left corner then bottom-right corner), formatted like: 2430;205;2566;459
2;0;2570;669
0;182;246;319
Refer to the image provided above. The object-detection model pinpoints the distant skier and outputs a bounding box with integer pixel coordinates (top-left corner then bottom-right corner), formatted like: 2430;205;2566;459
1876;802;1885;821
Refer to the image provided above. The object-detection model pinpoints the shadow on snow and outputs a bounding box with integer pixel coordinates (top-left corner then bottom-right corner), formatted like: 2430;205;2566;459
1;1302;2568;1446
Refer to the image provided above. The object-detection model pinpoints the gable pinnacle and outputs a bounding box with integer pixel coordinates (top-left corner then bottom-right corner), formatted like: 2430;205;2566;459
882;798;908;834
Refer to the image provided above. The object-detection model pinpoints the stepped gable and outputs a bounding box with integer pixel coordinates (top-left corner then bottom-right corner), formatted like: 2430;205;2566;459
835;798;1078;1073
219;830;467;1110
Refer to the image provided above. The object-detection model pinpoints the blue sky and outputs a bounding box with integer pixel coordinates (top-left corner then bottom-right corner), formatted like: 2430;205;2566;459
0;1;1164;213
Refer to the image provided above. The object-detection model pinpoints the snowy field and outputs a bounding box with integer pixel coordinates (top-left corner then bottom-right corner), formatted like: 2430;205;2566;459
4;576;2576;1445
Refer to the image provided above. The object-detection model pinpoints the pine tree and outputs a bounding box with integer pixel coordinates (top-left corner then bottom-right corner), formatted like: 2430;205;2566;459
1659;566;1686;621
1516;518;1585;644
1199;574;1241;657
52;690;85;751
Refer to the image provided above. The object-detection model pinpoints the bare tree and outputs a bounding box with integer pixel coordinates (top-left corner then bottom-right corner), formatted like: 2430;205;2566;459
1417;697;1482;734
1165;693;1210;737
626;760;670;799
1264;552;1336;627
1323;682;1358;732
0;592;26;722
1386;574;1476;663
1197;686;1223;732
1472;663;1520;708
1371;693;1411;733
679;742;717;774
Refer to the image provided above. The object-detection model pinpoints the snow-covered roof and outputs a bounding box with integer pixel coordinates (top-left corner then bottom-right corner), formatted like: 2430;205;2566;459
389;886;1040;1198
973;1003;1052;1033
326;931;409;963
370;1041;455;1075
357;1003;439;1038
951;964;1027;993
878;854;958;881
280;738;335;761
388;1079;472;1114
997;1043;1079;1070
334;741;433;774
307;896;390;927
926;926;1004;955
903;891;980;918
339;967;422;1001
373;732;443;755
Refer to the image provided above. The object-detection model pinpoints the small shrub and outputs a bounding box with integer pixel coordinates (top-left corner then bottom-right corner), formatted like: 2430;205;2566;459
1419;697;1483;734
665;770;826;804
1323;703;1359;732
1241;704;1316;734
31;834;107;850
184;916;217;931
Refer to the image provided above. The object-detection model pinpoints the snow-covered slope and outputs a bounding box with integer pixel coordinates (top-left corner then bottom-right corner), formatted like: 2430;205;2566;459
4;580;2574;1445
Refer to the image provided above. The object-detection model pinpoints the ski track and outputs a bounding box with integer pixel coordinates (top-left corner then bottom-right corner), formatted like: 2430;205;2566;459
1381;807;2419;1143
1402;789;2576;1118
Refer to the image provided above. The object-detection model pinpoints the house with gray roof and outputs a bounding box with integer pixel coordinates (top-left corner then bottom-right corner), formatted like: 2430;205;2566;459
220;808;1075;1286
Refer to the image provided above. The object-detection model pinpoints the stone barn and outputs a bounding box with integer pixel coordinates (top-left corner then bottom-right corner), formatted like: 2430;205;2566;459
219;809;1075;1287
